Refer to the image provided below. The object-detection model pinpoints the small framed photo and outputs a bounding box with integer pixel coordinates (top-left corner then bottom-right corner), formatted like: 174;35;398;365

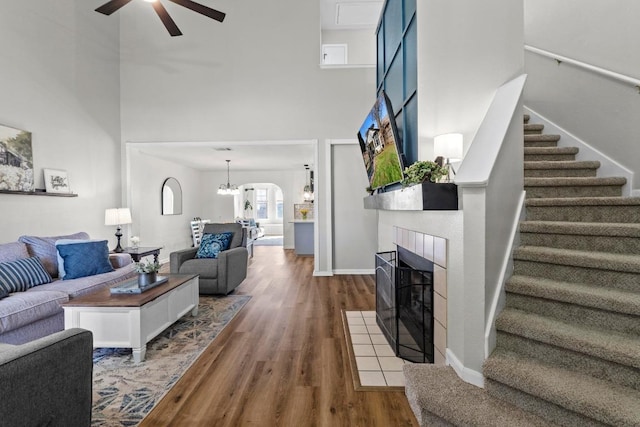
43;168;71;193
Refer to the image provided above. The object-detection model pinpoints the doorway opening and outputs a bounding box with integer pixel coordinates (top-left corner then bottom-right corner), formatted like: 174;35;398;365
237;183;284;247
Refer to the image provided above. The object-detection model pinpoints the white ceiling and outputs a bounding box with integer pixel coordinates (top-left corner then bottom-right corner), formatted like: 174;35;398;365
321;0;383;31
126;1;381;173
134;141;316;171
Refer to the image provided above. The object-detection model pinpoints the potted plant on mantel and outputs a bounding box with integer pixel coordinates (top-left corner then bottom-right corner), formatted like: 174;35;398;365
400;160;458;210
401;160;448;187
134;260;161;287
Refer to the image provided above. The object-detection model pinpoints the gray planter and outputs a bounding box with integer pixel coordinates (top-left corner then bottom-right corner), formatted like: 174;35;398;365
137;272;157;287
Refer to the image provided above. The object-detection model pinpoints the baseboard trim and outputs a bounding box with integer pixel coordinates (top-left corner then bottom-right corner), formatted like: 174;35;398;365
446;349;485;388
313;270;334;277
332;269;375;275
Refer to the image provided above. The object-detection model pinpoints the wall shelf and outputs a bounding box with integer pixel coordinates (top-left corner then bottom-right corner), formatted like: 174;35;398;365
363;182;458;211
0;189;78;197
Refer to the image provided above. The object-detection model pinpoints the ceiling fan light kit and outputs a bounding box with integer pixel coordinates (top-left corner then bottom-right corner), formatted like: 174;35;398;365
95;0;225;37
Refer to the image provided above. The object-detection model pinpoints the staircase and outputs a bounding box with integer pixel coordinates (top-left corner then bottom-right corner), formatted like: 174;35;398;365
404;115;640;426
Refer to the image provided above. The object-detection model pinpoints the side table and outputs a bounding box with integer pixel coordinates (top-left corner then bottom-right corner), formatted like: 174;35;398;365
118;246;162;263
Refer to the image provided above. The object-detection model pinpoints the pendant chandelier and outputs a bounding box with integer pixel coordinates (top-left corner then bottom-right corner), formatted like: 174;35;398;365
217;160;239;195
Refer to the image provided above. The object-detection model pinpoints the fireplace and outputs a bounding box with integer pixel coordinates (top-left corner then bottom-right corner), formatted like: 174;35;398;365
375;246;434;363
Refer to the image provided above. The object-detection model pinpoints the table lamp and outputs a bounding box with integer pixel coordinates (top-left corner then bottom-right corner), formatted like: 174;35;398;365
434;133;464;182
105;208;132;253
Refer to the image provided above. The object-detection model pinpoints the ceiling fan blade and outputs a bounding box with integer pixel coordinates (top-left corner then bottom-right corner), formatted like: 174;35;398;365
152;2;183;36
168;0;226;22
95;0;134;15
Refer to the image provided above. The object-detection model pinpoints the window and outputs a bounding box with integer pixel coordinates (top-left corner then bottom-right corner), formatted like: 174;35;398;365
276;188;283;219
256;189;268;219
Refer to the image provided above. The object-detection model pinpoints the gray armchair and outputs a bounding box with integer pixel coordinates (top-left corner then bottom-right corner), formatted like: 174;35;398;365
170;223;248;294
0;328;93;427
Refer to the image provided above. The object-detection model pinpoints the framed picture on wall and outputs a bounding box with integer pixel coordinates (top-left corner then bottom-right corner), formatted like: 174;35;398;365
0;124;34;192
43;168;71;193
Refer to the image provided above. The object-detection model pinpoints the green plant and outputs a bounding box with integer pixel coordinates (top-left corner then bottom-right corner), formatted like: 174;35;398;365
401;160;448;187
133;260;161;274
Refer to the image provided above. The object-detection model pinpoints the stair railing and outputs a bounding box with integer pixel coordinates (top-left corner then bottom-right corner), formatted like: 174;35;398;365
525;45;640;93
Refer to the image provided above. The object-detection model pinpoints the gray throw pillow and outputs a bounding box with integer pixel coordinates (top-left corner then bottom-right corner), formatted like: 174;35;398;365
18;232;90;278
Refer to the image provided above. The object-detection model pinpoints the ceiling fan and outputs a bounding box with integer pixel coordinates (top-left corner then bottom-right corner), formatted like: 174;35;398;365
95;0;226;37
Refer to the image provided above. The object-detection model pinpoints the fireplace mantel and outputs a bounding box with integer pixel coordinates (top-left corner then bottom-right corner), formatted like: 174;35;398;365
363;182;458;211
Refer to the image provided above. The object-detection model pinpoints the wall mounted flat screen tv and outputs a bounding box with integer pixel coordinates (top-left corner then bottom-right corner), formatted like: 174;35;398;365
357;91;404;191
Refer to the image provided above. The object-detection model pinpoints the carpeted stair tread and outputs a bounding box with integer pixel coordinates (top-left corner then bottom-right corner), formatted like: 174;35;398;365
524;177;626;187
403;364;552;427
524;147;578;155
523;114;530;123
507;275;640;316
524;134;560;143
495;308;640;368
523;160;600;170
525;197;640;223
514;245;640;274
496;332;640;393
526;196;640;207
484;349;640;426
520;220;640;238
524;124;544;134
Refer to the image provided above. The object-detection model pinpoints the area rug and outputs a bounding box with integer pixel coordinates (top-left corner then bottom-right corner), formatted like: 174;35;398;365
91;294;251;426
253;235;283;246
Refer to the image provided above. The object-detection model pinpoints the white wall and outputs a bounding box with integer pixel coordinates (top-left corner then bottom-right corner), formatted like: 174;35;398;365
322;30;376;65
0;1;122;243
418;0;524;159
331;144;377;272
119;0;376;143
127;148;203;262
524;0;640;189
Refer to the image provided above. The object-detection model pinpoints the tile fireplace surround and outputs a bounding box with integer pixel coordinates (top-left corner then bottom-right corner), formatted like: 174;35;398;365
392;226;448;366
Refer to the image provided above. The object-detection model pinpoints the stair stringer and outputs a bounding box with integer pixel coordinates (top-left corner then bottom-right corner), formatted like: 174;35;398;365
524;106;634;196
483;190;526;360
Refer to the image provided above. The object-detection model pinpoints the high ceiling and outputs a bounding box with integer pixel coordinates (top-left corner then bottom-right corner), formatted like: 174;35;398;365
130;1;382;172
320;0;383;31
134;141;316;171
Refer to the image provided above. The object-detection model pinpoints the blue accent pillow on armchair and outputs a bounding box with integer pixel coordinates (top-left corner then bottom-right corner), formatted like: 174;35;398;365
196;232;233;259
56;240;114;280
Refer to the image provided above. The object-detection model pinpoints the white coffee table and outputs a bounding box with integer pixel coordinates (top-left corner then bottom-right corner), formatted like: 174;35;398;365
63;274;199;363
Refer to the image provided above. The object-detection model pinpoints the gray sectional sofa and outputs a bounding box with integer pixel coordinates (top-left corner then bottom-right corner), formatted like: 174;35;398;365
0;233;136;344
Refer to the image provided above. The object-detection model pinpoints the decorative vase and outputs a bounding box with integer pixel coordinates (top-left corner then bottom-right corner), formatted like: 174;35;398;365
301;213;307;220
138;272;157;287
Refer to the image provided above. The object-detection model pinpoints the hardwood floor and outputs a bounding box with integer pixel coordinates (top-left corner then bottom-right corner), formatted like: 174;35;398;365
144;247;418;426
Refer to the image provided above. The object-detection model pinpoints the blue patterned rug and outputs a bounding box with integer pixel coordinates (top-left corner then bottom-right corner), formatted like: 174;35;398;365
91;294;250;426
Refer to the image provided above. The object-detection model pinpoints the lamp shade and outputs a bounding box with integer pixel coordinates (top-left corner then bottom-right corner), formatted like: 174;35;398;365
434;133;464;160
105;208;132;226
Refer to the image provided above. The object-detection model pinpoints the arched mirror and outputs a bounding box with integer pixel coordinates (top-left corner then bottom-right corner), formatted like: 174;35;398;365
162;177;182;215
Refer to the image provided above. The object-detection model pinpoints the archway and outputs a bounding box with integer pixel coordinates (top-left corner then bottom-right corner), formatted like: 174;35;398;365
236;183;284;247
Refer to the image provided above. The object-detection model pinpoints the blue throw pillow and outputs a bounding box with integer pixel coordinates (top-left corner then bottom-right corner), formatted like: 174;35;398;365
196;232;233;259
0;257;53;293
56;240;114;280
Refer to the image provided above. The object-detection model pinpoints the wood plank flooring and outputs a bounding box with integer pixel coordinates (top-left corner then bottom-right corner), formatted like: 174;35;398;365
144;247;418;426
